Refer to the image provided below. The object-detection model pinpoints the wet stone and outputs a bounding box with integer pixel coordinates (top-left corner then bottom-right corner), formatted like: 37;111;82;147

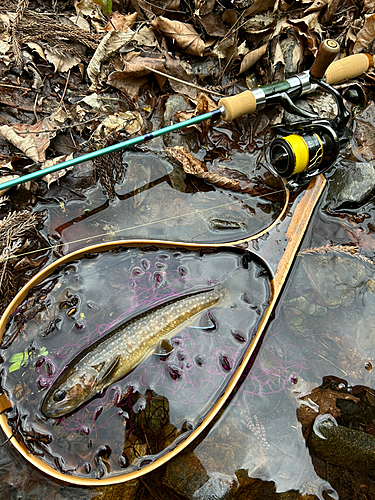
92;480;139;500
327;160;375;209
308;418;375;472
163;95;197;149
163;452;209;498
301;253;367;308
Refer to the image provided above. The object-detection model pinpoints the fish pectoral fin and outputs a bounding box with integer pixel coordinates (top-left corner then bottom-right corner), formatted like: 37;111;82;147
153;339;174;357
96;355;121;390
189;311;216;330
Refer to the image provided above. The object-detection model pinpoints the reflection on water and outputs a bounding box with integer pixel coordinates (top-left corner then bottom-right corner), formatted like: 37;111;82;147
188;245;375;500
35;151;286;253
0;246;270;480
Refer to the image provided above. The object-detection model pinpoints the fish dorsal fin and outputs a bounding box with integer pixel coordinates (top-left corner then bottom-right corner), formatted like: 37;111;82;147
96;355;121;390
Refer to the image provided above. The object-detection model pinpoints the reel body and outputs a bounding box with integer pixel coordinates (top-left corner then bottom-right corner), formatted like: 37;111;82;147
269;77;351;189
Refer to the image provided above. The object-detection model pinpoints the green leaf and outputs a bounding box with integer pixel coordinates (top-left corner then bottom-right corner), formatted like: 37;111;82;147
9;352;28;363
9;361;22;373
39;347;48;357
93;0;112;16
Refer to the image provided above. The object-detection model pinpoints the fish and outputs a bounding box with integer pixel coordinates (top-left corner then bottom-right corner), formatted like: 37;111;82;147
41;285;226;418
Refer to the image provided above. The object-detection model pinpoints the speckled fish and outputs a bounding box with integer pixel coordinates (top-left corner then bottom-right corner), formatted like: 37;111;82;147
41;286;226;418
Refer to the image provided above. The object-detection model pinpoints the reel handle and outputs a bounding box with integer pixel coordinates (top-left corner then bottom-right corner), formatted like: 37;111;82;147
310;40;340;79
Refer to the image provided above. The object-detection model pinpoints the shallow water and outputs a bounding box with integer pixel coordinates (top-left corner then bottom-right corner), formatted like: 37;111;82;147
0;246;271;481
1;146;375;498
35;151;286;254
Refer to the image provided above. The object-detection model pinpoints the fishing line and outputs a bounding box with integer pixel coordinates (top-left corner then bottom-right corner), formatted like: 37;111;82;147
0;190;286;264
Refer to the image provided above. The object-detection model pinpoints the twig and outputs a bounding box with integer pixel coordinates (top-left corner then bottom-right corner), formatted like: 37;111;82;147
57;68;71;111
143;65;224;97
16;115;106;134
0;83;32;91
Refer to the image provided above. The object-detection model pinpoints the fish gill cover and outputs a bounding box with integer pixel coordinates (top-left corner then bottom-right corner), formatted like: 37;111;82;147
0;246;270;479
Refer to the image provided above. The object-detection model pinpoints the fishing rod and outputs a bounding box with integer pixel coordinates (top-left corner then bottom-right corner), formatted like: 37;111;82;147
0;40;372;192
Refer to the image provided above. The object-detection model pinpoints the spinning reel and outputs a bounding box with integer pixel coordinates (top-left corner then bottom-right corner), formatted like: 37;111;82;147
269;77;351;190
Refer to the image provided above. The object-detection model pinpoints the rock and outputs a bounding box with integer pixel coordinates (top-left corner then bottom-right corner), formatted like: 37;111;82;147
301;253;367;308
327;160;375;209
92;480;140;500
163;452;209;499
308;415;375;472
162;95;198;150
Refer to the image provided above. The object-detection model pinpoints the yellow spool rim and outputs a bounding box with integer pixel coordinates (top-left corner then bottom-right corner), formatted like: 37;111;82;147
284;134;309;174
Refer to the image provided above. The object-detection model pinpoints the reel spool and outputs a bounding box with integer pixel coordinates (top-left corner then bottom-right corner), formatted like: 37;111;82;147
270;122;339;179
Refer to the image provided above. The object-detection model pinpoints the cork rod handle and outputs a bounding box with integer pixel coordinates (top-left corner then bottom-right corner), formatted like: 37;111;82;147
325;53;373;84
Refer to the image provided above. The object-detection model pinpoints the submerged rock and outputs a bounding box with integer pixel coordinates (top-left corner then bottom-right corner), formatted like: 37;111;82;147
163;452;209;498
308;414;375;471
92;480;139;500
327;160;375;209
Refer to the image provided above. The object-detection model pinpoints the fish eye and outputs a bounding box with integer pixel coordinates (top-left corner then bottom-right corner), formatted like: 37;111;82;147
53;389;66;402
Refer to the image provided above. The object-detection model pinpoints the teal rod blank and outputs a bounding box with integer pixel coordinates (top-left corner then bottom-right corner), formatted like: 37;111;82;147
0;108;222;193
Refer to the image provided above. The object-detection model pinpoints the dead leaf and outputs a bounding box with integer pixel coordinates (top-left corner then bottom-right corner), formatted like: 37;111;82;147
0;118;58;163
45;45;83;73
137;0;180;19
103;11;137;32
239;43;268;74
133;26;158;47
297;386;360;438
244;0;276;17
195;0;216;15
107;56;165;96
74;0;101;17
41;154;74;188
353;14;375;54
164;53;198;99
93;111;143;139
304;0;330;13
212;36;236;60
87;29;134;86
285;13;320;52
166;146;280;199
151;16;205;57
353;101;375;162
199;13;228;37
0;175;20;197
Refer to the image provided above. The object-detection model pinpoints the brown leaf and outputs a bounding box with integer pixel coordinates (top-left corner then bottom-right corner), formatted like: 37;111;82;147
166;146;282;199
285;13;320;53
297;386;360;438
0;118;58;163
244;0;276;17
41;154;74;188
151;16;205;57
195;0;216;15
87;29;134;86
353;14;375;54
107;56;166;96
164;53;198;99
199;13;228;37
353;102;375;162
0;175;20;197
304;0;330;13
137;0;180;19
239;43;268;74
103;11;138;32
